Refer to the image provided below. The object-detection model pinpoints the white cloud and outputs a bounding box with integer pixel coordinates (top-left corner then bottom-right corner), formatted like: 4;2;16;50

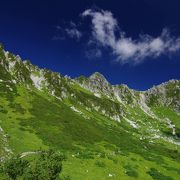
82;9;117;47
53;22;82;41
65;28;82;40
82;9;180;64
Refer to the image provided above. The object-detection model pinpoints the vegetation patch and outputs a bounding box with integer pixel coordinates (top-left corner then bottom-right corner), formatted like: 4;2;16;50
124;164;138;178
95;160;106;168
147;168;173;180
0;150;65;180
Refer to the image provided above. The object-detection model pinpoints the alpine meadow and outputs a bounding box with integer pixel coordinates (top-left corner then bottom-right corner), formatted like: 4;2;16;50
0;44;179;179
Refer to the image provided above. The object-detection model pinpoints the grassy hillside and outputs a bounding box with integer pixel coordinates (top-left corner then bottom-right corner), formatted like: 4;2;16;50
0;45;180;179
0;82;179;179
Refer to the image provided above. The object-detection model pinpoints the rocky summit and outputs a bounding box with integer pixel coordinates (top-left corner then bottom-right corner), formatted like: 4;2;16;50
0;44;180;179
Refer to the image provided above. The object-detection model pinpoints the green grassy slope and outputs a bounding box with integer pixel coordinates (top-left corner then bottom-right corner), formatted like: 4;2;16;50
0;45;180;179
0;82;179;179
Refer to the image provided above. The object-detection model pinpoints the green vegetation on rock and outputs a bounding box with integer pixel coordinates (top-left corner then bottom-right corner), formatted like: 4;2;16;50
0;45;179;179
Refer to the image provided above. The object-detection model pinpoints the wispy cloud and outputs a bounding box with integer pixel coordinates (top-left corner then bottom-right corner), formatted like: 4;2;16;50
65;28;82;40
85;48;102;59
53;22;82;41
82;9;180;64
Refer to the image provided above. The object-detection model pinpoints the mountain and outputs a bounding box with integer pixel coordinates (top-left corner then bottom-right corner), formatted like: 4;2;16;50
0;44;180;179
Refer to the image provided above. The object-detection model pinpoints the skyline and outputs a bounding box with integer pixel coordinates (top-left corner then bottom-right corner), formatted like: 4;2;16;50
0;0;180;90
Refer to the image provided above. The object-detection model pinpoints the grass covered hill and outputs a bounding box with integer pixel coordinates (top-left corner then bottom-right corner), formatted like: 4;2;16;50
0;44;180;179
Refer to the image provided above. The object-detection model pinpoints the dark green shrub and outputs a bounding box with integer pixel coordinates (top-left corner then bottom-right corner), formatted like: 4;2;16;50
1;150;65;180
147;168;173;180
124;165;138;178
95;160;106;168
2;155;29;179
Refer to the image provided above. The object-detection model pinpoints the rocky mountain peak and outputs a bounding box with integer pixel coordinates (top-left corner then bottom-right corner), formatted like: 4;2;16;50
89;72;109;84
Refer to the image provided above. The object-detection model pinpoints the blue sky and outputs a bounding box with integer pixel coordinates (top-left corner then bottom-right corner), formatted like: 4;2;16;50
0;0;180;90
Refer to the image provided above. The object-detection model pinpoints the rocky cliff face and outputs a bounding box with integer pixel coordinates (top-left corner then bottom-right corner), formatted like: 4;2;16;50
145;80;180;111
1;44;179;112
